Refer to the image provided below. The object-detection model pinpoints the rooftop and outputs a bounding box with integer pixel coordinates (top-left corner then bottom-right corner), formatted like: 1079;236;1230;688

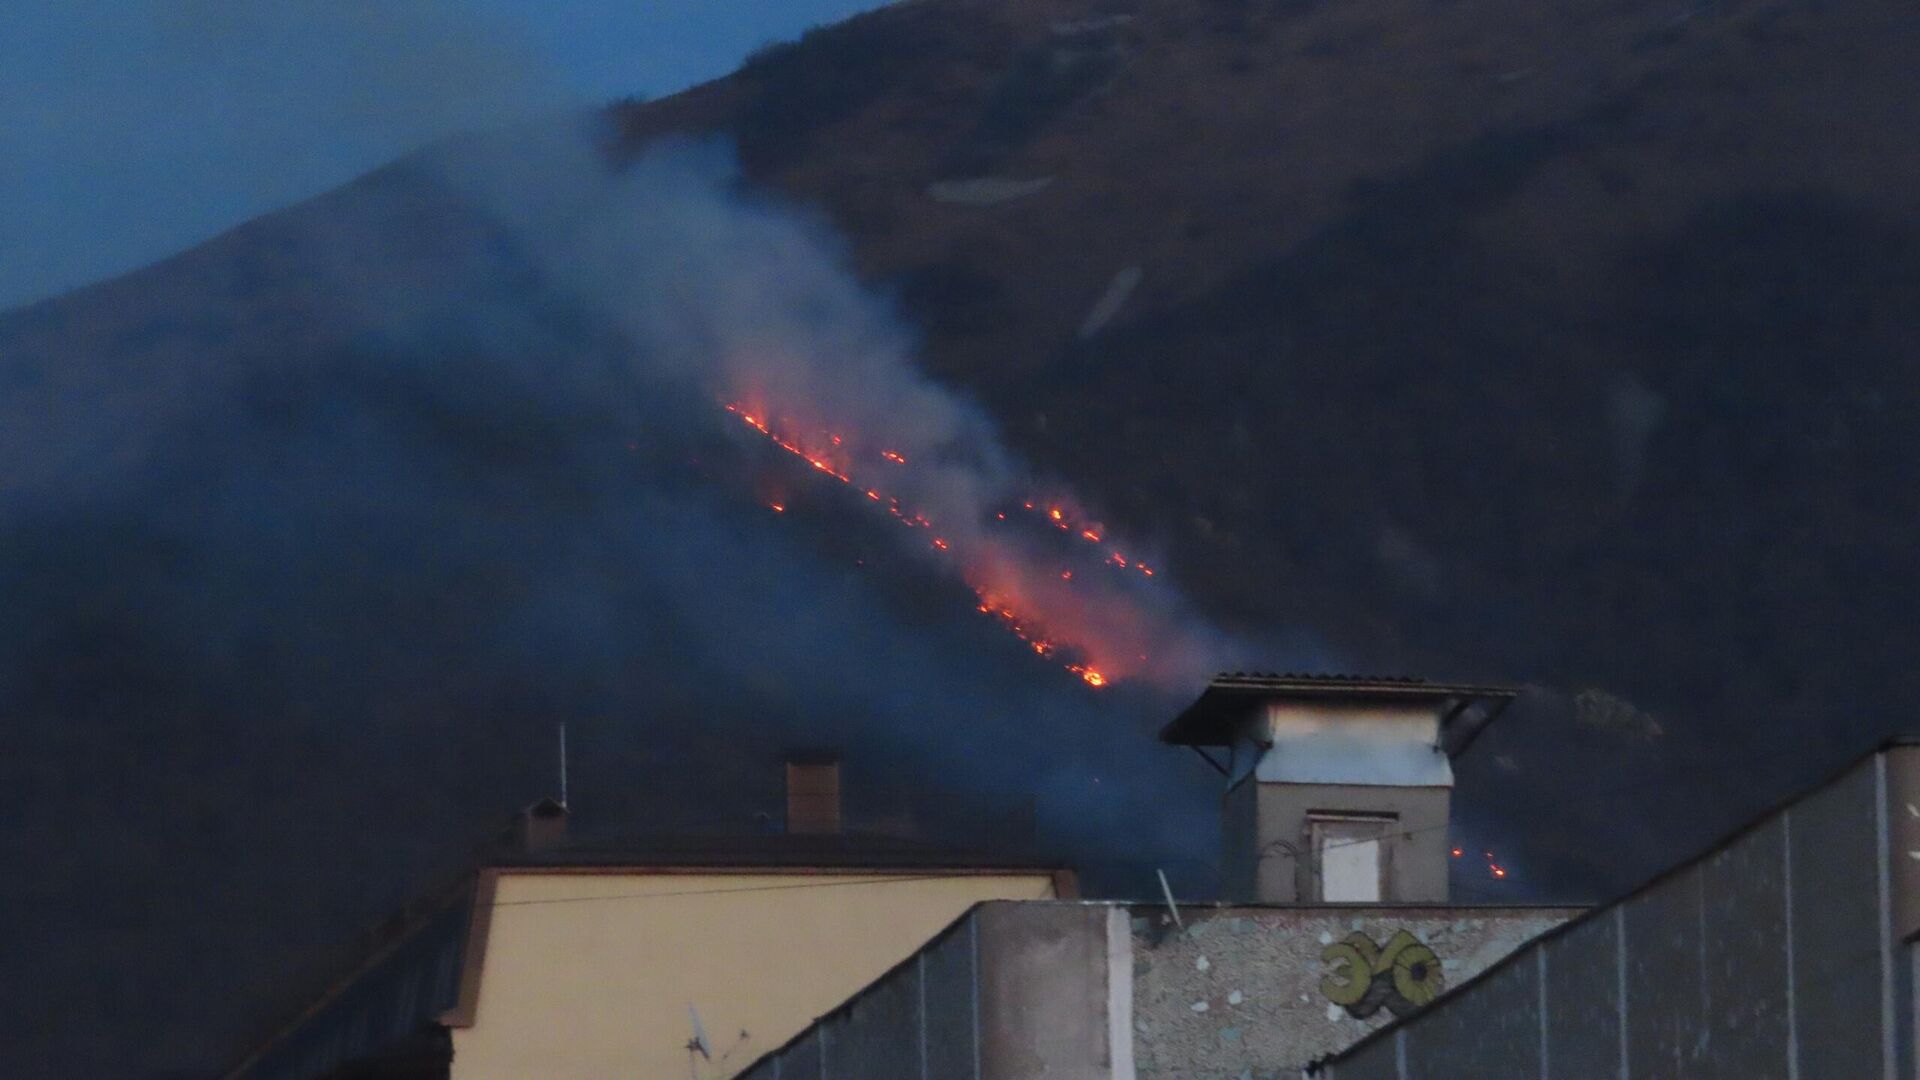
492;828;1065;873
226;819;1064;1079
1159;672;1518;747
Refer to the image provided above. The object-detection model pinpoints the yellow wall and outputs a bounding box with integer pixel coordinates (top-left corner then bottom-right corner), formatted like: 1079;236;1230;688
448;869;1059;1079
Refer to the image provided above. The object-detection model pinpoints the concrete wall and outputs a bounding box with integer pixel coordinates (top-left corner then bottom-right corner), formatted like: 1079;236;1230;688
738;901;1574;1080
1319;744;1920;1079
447;870;1058;1080
1233;783;1451;902
737;902;1131;1080
1223;779;1260;905
1130;905;1578;1079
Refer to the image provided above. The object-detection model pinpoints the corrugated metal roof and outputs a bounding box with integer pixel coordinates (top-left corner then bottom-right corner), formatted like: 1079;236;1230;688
1160;672;1518;746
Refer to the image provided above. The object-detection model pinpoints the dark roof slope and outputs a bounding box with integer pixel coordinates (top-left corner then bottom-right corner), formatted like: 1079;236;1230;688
491;828;1064;872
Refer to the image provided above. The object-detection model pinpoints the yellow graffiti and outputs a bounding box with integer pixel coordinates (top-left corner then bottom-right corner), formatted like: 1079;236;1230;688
1319;929;1444;1019
1319;941;1371;1005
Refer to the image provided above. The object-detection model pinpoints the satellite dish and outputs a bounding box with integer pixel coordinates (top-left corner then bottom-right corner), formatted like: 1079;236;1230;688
687;1003;713;1060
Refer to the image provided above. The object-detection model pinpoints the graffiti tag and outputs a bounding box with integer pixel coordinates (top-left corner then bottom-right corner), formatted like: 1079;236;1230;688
1319;929;1444;1019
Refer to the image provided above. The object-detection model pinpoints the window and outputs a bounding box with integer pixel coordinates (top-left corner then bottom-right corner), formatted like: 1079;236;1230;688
1310;813;1395;902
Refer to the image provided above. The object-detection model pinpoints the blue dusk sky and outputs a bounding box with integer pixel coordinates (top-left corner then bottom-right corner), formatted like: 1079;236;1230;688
0;1;887;310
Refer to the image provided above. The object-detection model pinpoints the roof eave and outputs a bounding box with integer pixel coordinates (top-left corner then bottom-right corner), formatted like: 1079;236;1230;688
1159;678;1520;747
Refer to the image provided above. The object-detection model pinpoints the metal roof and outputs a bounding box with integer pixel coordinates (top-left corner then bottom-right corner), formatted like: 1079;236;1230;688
1159;672;1519;747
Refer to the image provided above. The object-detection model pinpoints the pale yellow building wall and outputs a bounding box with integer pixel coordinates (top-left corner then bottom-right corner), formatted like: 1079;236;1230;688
448;869;1059;1079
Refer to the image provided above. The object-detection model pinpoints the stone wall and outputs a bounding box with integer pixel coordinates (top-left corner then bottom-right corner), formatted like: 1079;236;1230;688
734;900;1576;1079
1130;905;1579;1079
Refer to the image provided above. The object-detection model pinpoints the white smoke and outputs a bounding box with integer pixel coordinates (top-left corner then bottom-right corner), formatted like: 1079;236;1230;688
432;124;1244;689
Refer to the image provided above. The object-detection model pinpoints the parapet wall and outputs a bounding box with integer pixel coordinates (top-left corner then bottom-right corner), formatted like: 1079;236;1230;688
1131;905;1579;1079
737;900;1577;1079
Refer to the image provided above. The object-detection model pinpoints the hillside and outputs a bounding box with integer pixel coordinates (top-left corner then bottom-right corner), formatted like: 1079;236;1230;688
648;0;1919;868
5;0;1919;1073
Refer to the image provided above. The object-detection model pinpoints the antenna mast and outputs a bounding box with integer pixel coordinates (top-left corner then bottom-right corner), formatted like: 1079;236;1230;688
558;722;569;810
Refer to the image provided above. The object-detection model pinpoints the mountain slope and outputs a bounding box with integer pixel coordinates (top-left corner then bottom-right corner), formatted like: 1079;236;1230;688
668;0;1920;850
5;0;1919;1073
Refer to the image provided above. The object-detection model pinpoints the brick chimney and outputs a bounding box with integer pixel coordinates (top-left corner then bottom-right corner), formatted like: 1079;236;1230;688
785;751;842;835
517;797;569;851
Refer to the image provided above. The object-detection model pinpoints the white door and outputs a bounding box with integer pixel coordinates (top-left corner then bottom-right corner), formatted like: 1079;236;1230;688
1313;818;1387;902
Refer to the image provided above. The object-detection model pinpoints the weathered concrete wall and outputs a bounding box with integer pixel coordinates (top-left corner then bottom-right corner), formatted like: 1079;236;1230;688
739;900;1575;1079
737;901;1129;1080
1129;905;1578;1079
1248;784;1451;902
978;903;1118;1078
1222;779;1260;904
1321;745;1920;1079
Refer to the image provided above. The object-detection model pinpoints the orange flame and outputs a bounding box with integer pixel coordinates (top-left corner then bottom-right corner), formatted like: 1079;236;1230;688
721;399;1182;684
723;401;1137;688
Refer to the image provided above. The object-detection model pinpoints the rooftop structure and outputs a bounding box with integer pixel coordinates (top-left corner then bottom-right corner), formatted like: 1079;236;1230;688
1166;673;1517;905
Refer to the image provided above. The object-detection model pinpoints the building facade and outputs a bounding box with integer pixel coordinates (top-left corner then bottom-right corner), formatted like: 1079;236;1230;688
225;773;1069;1080
736;899;1579;1079
227;672;1547;1079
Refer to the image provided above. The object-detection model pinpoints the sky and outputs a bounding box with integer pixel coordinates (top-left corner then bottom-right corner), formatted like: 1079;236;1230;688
0;0;888;312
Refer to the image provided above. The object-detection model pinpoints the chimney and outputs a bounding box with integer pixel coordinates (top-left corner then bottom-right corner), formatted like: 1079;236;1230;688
785;751;842;835
517;797;569;851
1161;674;1515;904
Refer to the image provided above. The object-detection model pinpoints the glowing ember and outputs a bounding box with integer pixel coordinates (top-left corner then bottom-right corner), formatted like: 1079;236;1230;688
722;401;1143;688
1006;501;1158;578
1070;666;1108;687
769;503;786;513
